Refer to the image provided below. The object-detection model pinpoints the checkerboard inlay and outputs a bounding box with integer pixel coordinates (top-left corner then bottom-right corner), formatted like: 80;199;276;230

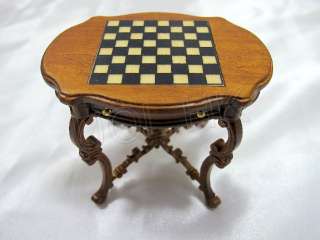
89;20;224;85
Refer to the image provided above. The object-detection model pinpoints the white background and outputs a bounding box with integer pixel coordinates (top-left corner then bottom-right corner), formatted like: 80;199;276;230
1;0;320;239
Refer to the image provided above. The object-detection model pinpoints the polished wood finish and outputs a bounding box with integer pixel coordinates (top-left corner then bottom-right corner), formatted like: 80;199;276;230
69;102;242;208
69;116;113;204
41;13;272;111
41;13;273;208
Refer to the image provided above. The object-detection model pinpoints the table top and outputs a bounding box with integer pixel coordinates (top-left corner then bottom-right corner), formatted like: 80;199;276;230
89;19;224;86
41;13;272;118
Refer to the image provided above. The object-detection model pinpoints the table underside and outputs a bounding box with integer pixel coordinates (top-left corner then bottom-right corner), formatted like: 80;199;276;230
69;100;242;208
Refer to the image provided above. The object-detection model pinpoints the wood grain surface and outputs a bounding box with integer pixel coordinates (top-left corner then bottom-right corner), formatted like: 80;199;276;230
41;12;273;109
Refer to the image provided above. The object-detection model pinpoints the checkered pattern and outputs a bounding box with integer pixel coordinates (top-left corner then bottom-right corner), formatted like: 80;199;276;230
89;20;224;85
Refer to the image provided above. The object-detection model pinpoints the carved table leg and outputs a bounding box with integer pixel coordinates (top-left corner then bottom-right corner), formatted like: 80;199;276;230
68;102;242;208
136;120;242;209
69;116;113;204
199;118;242;208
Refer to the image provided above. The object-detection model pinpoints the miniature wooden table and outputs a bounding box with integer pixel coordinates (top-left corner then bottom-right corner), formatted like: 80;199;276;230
41;13;272;208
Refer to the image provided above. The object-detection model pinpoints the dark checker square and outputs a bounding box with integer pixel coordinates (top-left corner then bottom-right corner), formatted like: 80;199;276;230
95;55;112;65
144;20;157;26
122;74;140;84
126;55;142;64
186;55;202;64
90;74;107;84
172;64;188;74
170;20;183;26
142;47;157;55
89;20;224;85
200;47;216;56
158;26;170;32
113;47;129;55
131;26;144;32
197;33;212;40
119;20;132;26
157;55;172;64
184;40;199;48
109;64;125;74
157;40;171;47
101;40;115;48
171;33;184;40
128;40;143;47
155;74;173;84
183;26;196;33
117;33;130;40
203;64;220;74
140;64;157;74
144;33;157;40
104;26;118;33
188;74;207;84
171;47;186;55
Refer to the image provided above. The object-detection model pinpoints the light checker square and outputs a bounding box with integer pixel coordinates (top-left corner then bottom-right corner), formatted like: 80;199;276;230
89;20;224;85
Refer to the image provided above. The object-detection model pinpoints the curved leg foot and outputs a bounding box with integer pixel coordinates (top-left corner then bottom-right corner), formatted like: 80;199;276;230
69;116;113;205
207;196;221;208
91;154;113;204
199;156;221;208
199;118;242;208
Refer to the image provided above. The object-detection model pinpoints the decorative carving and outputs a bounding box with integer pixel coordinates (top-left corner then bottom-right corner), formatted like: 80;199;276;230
199;117;242;208
69;116;113;204
212;119;242;168
137;127;200;181
161;141;200;181
68;101;242;208
135;124;242;209
112;144;153;179
199;156;222;208
112;128;180;180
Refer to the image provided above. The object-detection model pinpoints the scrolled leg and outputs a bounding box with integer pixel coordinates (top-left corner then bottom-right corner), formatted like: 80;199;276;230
199;118;242;208
199;156;221;208
69;116;113;204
